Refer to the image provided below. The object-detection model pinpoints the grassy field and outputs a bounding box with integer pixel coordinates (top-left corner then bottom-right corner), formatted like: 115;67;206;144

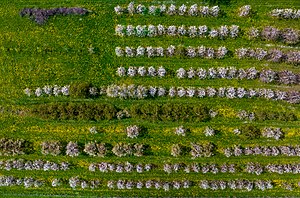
1;0;300;197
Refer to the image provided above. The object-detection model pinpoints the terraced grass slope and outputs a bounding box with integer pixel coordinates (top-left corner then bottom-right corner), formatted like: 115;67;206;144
0;0;300;197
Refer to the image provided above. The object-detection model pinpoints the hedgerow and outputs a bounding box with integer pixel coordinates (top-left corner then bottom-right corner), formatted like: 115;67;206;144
31;103;117;121
114;3;220;17
20;7;89;24
31;102;210;122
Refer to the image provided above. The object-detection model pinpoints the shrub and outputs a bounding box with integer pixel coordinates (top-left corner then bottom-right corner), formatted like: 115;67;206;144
230;25;239;38
84;142;97;156
190;142;214;158
175;126;187;136
259;70;277;83
282;28;299;44
204;126;215;136
281;111;297;121
239;5;251;17
248;27;260;39
35;87;43;97
278;70;298;85
66;141;79;157
171;144;182;157
89;126;98;134
176;68;186;78
254;110;297;121
41;141;62;156
240;125;261;139
262;127;283;140
126;125;140;138
23;88;31;96
112;143;133;157
84;142;106;157
126;46;137;57
89;87;98;97
268;49;284;62
115;47;124;57
134;143;144;157
69;82;91;98
286;51;300;65
52;178;60;187
261;26;281;41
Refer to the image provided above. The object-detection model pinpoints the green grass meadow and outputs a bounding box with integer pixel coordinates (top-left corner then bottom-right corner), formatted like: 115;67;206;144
0;0;300;197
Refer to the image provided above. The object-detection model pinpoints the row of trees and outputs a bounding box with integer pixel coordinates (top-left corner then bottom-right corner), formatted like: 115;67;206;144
164;163;235;174
0;159;69;171
160;162;300;175
260;70;299;84
5;159;299;175
41;141;145;157
69;177;100;189
105;84;299;104
115;45;228;58
107;179;191;190
89;162;152;173
6;136;299;158
235;48;300;65
175;67;258;79
24;85;70;97
0;139;142;157
4;158;299;175
248;27;299;44
270;9;300;19
1;176;294;191
246;162;300;175
176;67;300;85
116;46;299;64
224;145;300;157
0;175;43;188
199;180;273;191
114;3;220;17
115;24;239;39
117;24;297;44
25;68;300;99
115;24;299;44
117;66;166;77
117;66;300;85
